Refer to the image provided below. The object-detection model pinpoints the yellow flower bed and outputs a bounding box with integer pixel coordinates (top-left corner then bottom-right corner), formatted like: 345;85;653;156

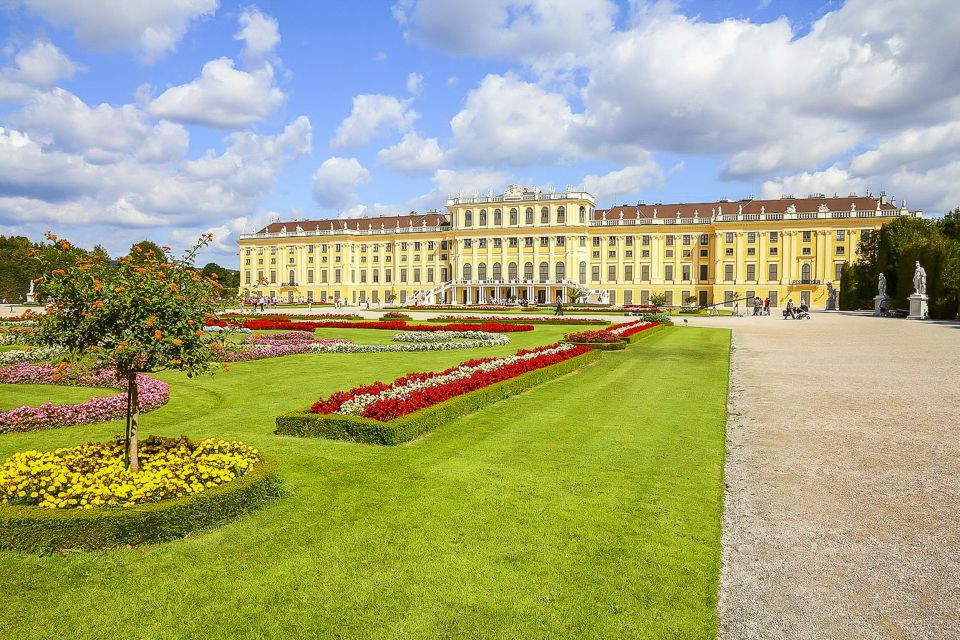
0;435;261;509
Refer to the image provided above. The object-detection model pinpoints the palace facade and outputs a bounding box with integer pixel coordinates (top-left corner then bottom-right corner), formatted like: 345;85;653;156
237;185;921;309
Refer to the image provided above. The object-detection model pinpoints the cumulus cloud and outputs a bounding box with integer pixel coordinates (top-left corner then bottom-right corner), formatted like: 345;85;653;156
580;160;665;203
312;157;371;208
376;132;445;175
450;73;582;165
234;8;280;66
406;72;423;95
331;94;419;149
18;0;218;63
404;167;513;213
148;58;284;128
13;40;82;86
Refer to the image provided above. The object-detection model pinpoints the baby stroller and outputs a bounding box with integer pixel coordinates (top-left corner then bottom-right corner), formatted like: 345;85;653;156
782;304;811;320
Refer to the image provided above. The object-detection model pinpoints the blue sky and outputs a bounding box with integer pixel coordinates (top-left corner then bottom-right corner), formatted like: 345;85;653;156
0;0;957;264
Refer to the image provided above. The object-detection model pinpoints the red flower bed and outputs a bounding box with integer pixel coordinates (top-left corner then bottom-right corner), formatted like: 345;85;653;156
564;330;623;343
609;321;658;338
311;343;589;421
234;318;533;333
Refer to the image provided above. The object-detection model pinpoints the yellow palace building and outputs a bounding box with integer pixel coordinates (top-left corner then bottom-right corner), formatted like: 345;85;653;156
237;184;921;309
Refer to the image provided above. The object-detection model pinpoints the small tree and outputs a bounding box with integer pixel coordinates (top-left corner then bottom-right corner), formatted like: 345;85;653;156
650;291;668;308
683;295;697;307
33;233;227;471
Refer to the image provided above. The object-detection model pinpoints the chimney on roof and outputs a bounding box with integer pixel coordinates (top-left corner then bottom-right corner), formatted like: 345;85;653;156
880;191;887;205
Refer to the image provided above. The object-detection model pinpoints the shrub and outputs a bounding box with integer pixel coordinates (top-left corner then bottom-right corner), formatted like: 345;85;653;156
380;312;412;321
563;330;623;343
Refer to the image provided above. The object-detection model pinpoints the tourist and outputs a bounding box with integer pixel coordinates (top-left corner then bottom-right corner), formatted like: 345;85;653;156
785;299;795;319
753;297;761;316
764;297;770;315
555;297;564;316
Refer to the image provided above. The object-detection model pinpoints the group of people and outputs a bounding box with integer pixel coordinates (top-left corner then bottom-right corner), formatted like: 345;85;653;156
732;297;771;317
783;299;809;319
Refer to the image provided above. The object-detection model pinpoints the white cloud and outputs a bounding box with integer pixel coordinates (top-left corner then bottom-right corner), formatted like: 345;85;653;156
234;8;280;66
16;88;151;160
331;94;419;149
148;58;285;128
406;72;423;95
580;160;665;203
848;121;960;177
311;157;371;208
19;0;218;63
13;40;82;86
376;132;444;175
135;121;190;164
404;167;513;212
450;73;582;165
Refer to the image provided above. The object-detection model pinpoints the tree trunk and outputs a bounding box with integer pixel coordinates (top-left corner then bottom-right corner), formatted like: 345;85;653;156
127;371;140;472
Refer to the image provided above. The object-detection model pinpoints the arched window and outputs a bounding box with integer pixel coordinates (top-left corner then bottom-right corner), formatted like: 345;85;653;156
479;209;487;226
478;262;487;280
801;263;812;282
508;262;518;281
524;261;534;280
494;209;502;225
540;207;549;223
525;208;534;224
557;207;565;223
509;208;518;225
539;261;549;281
579;206;586;223
289;269;295;285
492;262;502;280
464;210;473;226
579;261;587;284
555;262;565;281
463;263;472;280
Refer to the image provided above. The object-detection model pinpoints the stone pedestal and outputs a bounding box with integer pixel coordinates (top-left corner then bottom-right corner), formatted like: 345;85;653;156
907;293;928;320
874;295;890;316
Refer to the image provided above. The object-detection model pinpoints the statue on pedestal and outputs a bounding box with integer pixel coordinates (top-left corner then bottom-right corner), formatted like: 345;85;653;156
913;261;926;296
878;272;887;298
826;281;837;311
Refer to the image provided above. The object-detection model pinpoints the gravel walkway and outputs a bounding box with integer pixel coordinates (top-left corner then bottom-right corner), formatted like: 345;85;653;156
687;312;959;639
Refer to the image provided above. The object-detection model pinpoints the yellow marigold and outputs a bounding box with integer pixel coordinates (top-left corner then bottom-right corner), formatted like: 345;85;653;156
153;330;163;340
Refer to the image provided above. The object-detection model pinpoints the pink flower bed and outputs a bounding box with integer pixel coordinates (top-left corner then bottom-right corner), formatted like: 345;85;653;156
219;332;350;362
0;363;170;433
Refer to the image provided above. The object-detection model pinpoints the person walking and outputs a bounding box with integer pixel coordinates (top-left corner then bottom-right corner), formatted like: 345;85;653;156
555;297;564;316
764;297;770;315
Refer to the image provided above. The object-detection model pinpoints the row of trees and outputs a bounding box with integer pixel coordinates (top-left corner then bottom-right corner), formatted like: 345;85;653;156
840;209;960;319
0;235;239;302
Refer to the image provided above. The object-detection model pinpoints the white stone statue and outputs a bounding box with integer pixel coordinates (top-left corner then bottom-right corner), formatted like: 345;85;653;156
878;273;887;298
913;261;926;296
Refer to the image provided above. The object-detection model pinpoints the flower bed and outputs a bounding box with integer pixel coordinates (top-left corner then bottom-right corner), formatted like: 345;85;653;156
427;315;609;326
380;311;412;321
277;344;599;444
0;436;281;551
231;318;534;333
309;330;509;353
0;346;65;366
0;326;36;346
607;320;660;339
219;332;350;362
0;364;169;433
221;312;363;321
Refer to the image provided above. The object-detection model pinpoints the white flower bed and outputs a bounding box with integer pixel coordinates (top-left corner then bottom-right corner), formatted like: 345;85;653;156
308;335;509;354
335;343;577;416
391;331;504;343
203;325;251;333
0;346;65;366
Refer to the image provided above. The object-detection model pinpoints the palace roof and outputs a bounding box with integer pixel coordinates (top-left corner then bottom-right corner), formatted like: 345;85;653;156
257;212;450;234
595;196;901;221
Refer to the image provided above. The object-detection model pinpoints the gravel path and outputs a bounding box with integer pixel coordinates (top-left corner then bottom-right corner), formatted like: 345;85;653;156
686;312;960;639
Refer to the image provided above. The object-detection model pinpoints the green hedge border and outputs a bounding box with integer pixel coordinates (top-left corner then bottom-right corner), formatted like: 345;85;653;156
561;340;626;351
424;317;609;326
276;349;602;445
0;458;282;552
619;324;669;344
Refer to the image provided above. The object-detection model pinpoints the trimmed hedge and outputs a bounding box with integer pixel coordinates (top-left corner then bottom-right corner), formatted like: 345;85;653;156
622;324;669;344
0;458;282;552
424;317;609;326
562;340;627;351
276;349;602;445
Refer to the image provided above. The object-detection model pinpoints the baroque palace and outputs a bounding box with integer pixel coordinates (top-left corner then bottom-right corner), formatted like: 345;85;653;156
237;184;921;309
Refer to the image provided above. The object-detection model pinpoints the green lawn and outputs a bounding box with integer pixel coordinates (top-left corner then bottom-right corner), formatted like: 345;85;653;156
0;384;118;409
0;325;729;639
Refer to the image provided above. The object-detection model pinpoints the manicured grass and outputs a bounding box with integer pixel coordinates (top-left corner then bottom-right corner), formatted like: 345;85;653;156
0;384;118;410
0;325;729;639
